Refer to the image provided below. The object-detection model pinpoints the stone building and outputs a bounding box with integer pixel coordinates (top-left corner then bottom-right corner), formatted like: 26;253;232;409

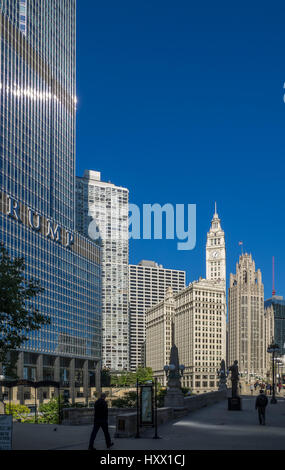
228;254;265;382
145;287;175;386
145;206;227;393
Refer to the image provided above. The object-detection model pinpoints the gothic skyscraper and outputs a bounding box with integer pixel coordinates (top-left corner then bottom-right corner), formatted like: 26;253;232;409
228;254;265;380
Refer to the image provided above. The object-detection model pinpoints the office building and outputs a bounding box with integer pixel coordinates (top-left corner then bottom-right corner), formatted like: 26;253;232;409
264;296;285;379
175;278;226;392
145;207;227;392
76;170;129;372
228;254;265;381
129;260;185;372
145;287;175;385
0;1;101;404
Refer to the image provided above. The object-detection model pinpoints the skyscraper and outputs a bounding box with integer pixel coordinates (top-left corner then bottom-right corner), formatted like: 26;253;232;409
174;278;226;392
76;170;129;372
206;203;226;292
145;287;175;386
129;260;185;372
228;254;265;381
264;295;285;377
145;208;227;392
0;1;101;404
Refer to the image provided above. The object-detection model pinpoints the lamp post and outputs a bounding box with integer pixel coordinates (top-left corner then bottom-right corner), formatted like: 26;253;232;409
164;364;185;381
267;339;280;404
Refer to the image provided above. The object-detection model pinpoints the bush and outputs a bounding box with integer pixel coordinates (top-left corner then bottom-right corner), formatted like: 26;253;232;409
38;396;65;424
157;388;167;407
111;391;137;408
5;403;31;422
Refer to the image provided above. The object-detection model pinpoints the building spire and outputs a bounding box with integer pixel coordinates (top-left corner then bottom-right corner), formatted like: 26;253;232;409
213;201;219;220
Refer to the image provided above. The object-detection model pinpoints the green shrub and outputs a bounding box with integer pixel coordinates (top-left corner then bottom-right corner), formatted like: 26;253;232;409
38;396;65;424
111;391;137;408
5;403;30;421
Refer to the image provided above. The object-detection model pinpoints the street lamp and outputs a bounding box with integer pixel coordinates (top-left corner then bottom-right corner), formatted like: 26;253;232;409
267;338;280;404
164;363;185;380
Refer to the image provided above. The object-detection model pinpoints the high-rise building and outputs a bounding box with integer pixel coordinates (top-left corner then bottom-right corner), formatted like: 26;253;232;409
228;254;265;381
129;260;185;372
145;287;175;385
0;1;101;404
264;296;285;378
76;170;129;372
175;278;226;392
145;207;227;393
206;203;226;292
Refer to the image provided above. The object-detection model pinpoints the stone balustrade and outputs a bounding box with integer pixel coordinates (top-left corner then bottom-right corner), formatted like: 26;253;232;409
61;407;134;426
115;389;227;438
61;390;227;435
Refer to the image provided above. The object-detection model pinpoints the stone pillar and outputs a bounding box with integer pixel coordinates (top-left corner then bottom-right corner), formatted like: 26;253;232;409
36;354;43;403
54;356;60;398
70;358;75;405
17;352;24;404
83;360;89;405
95;360;101;397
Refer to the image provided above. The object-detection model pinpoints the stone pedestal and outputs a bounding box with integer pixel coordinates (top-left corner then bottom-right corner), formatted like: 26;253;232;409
228;396;242;411
164;387;185;408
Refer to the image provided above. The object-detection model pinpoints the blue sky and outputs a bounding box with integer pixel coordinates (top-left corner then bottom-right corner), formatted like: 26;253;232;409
76;0;285;299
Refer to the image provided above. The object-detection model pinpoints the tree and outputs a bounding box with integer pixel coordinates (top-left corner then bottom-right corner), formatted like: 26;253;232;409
135;367;153;384
38;396;65;424
5;403;31;422
111;391;137;408
0;243;50;375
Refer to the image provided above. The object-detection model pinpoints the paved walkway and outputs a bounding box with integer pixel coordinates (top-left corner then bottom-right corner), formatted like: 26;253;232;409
11;395;285;450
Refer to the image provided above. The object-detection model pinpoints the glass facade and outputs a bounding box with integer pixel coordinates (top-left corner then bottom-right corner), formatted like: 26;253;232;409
0;0;102;373
265;297;285;357
0;0;76;230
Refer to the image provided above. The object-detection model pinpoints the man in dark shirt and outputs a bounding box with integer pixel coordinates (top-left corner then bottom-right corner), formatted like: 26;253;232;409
255;389;268;425
88;393;114;450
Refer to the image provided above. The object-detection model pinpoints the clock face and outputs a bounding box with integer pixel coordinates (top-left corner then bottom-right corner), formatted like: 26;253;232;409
212;251;219;259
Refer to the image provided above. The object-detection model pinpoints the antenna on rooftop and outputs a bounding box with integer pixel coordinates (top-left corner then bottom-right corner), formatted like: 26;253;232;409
272;256;276;297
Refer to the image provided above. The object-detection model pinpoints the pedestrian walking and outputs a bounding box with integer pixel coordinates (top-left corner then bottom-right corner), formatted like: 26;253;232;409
255;389;268;425
88;393;114;450
250;384;254;396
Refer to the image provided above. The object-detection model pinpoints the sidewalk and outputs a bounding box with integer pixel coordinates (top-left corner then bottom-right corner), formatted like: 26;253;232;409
11;396;285;450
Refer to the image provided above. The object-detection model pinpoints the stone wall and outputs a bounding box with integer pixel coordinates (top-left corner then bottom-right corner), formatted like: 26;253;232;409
61;390;227;431
115;390;227;438
61;407;134;426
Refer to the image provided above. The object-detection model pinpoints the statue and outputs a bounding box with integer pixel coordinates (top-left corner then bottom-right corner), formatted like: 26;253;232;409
229;360;239;398
217;359;227;390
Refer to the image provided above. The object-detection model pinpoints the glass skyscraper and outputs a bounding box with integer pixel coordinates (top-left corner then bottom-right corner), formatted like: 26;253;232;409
264;296;285;379
0;1;102;404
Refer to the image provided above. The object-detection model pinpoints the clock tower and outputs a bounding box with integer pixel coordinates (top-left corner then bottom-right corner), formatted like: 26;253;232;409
206;203;226;292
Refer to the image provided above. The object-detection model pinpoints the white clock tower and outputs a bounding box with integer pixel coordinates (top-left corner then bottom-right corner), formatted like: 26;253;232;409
206;203;226;292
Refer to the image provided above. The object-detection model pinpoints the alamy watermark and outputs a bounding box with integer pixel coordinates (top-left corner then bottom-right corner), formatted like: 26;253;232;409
88;203;196;251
